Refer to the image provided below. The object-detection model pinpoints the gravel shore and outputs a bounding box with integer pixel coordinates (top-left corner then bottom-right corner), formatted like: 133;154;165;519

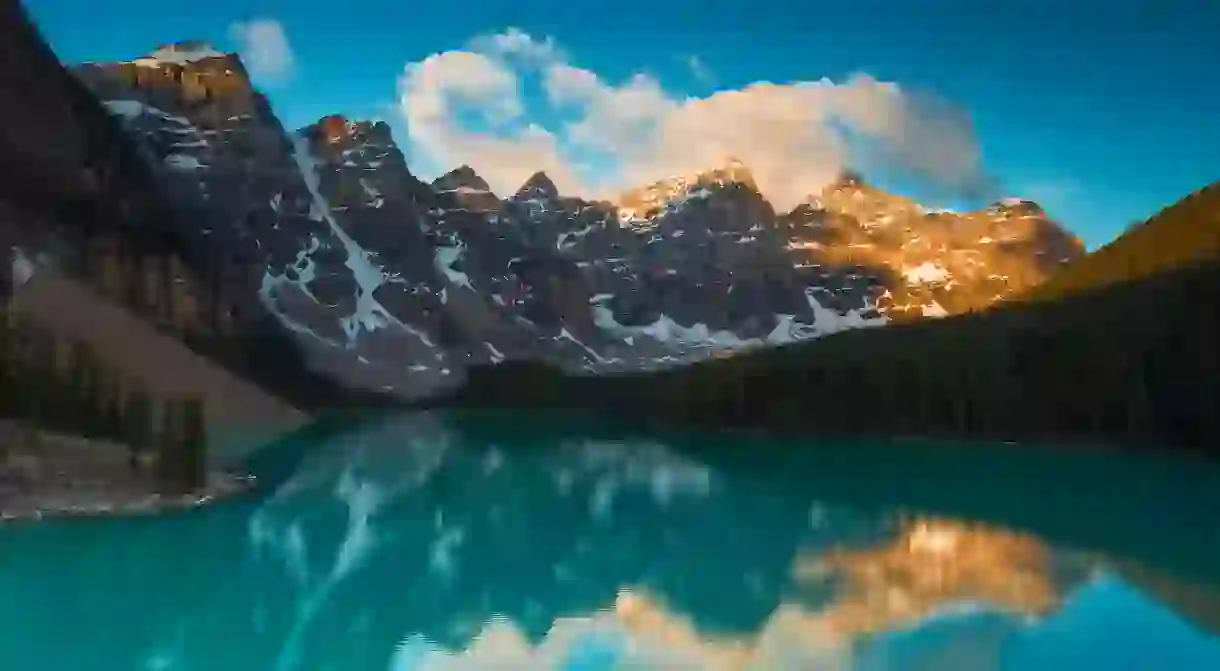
1;421;255;522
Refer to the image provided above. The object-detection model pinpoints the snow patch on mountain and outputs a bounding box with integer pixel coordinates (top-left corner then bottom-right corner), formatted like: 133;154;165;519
258;272;327;341
903;262;951;285
590;294;885;355
359;178;385;209
285;133;439;351
257;235;337;342
593;308;754;349
103;100;200;136
557;328;606;363
132;43;226;68
438;186;492;195
434;244;474;292
105;99;167;121
804;289;888;335
556;223;596;251
765;315;822;343
165;154;206;171
921;301;949;318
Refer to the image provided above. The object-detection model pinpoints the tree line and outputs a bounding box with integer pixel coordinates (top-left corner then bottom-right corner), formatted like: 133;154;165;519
0;311;206;494
448;258;1220;454
1014;181;1220;304
65;228;397;412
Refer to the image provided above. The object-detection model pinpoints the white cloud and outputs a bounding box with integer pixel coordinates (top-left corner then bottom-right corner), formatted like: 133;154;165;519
543;63;602;107
397;28;991;208
470;27;559;65
228;19;295;85
399;47;579;194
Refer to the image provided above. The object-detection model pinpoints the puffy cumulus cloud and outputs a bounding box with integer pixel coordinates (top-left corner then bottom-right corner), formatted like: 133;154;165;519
227;19;295;85
543;63;602;107
470;26;560;65
399;47;580;194
397;28;992;208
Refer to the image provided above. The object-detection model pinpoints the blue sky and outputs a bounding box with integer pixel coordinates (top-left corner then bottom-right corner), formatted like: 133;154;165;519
26;0;1220;248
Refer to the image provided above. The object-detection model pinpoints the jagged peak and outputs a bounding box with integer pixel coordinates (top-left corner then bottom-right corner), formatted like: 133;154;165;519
695;157;757;190
298;114;397;147
800;168;875;205
625;159;757;197
784;201;826;217
71;41;256;109
991;196;1045;212
132;41;230;68
514;171;559;200
433;165;493;194
830;168;867;189
612;160;765;217
304;114;354;145
798;171;942;217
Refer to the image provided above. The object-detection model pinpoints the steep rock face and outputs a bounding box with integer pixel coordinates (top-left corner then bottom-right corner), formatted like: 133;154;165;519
785;177;1086;318
74;49;457;399
597;162;885;347
297;117;552;371
0;6;360;413
423;168;637;367
431;165;499;211
513;171;561;202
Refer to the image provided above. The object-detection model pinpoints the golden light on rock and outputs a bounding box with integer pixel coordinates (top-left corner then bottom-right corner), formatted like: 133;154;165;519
601;517;1088;669
799;518;1068;640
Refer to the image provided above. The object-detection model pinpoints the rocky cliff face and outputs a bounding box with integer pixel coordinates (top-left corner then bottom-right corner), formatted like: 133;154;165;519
74;47;460;399
0;5;375;414
785;177;1085;318
63;40;1086;398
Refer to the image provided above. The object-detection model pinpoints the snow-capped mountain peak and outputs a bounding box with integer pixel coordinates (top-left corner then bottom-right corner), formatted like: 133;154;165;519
131;40;228;68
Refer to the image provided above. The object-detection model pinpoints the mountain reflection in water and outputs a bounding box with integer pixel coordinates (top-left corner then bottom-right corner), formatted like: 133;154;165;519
2;410;1220;670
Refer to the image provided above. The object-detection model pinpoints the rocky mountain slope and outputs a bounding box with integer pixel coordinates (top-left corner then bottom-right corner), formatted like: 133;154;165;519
63;40;1084;399
0;2;363;427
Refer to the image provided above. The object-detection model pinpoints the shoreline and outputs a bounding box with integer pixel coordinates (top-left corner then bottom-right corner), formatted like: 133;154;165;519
0;471;258;524
1;421;259;524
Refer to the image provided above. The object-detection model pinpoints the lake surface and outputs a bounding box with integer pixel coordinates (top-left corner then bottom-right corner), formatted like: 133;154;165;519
3;409;1220;670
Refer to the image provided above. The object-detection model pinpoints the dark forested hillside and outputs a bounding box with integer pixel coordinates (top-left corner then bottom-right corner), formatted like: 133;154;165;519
448;253;1220;453
1010;180;1220;304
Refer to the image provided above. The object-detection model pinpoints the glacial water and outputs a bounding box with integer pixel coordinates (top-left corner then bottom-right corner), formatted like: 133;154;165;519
2;409;1220;670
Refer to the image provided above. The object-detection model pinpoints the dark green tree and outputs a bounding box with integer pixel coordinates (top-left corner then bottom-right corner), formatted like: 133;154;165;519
156;397;182;494
122;385;154;471
179;396;207;493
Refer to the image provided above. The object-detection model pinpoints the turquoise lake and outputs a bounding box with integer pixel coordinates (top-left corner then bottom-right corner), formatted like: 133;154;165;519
3;409;1220;670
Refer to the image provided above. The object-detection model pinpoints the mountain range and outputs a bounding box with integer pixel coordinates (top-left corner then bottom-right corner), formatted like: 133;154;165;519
451;171;1220;451
43;39;1083;401
1;1;1217;454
